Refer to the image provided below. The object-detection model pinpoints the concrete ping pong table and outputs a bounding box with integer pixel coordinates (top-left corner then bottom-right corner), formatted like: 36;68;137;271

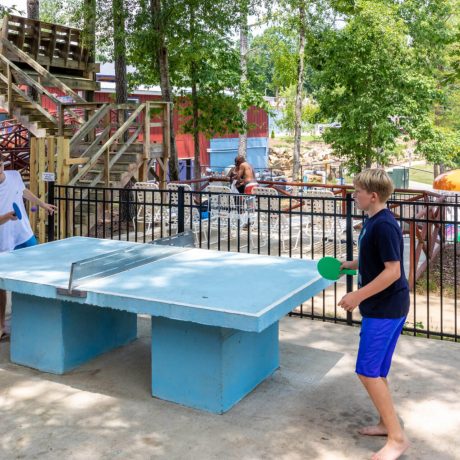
0;236;332;413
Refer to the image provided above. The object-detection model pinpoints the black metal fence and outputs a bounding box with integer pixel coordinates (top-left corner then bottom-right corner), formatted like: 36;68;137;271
47;183;460;342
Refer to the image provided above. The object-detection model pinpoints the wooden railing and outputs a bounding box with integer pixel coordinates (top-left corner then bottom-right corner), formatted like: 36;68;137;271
69;103;110;149
0;39;87;133
69;104;147;185
0;37;86;102
1;15;97;71
68;101;169;187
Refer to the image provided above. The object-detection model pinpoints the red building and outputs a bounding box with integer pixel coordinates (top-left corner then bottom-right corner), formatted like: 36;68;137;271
36;63;268;167
2;64;269;170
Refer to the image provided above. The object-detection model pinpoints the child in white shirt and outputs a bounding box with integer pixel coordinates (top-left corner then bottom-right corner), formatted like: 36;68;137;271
0;159;57;340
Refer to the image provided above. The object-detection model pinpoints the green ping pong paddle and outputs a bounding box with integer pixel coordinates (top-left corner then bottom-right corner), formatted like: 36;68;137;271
317;256;357;281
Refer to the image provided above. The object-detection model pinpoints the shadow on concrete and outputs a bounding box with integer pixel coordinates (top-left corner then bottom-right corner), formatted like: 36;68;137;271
1;316;459;459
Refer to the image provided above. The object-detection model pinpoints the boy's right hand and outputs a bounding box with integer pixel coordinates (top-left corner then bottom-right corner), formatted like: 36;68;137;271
340;260;358;270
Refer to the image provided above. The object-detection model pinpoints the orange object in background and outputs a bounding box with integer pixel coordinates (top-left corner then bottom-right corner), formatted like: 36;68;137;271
433;169;460;192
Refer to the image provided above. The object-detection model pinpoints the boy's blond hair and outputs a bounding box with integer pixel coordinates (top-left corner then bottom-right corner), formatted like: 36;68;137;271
353;168;394;203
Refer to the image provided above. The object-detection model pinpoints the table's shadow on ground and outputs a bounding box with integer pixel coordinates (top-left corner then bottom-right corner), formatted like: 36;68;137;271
0;316;345;411
2;317;458;460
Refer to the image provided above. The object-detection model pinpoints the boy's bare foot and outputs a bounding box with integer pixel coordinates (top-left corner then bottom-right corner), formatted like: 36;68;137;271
359;423;388;436
371;437;410;460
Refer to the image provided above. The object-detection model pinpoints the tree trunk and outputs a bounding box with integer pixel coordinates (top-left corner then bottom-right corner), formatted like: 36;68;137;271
83;0;96;103
113;0;128;140
191;63;201;185
27;0;39;19
366;124;373;169
238;8;248;159
151;0;179;182
27;0;39;102
189;7;201;185
293;4;306;181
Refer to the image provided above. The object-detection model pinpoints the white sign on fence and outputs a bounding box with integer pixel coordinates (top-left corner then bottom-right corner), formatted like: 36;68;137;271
41;172;56;182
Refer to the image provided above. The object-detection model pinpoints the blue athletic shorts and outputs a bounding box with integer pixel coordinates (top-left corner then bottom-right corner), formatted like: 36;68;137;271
14;235;38;250
356;316;406;378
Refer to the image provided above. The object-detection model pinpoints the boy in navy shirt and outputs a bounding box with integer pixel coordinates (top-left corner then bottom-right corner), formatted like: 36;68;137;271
339;169;410;460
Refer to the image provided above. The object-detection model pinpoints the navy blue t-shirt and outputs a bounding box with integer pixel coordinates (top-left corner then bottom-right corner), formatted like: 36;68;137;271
358;208;410;318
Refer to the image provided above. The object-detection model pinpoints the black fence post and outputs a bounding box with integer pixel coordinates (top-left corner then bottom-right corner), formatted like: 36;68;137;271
346;192;354;326
47;180;55;242
178;186;185;234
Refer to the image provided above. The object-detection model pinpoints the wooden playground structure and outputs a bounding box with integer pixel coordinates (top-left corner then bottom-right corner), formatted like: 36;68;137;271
0;14;171;240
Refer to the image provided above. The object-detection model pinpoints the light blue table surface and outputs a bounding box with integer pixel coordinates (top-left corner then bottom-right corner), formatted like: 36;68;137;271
0;237;331;332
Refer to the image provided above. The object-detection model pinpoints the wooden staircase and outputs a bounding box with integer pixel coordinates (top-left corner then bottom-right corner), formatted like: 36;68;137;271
67;102;168;189
0;15;171;191
0;15;98;138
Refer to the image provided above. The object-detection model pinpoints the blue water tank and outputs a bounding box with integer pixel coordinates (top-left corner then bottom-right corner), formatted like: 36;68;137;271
209;137;268;171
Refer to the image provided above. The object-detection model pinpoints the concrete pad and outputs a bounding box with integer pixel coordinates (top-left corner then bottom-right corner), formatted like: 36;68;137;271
1;316;459;460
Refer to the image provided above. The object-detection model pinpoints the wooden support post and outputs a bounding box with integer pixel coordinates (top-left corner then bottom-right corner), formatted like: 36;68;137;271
140;101;151;182
160;103;171;188
56;137;70;185
157;158;166;190
7;64;12;116
47;136;55;175
56;137;70;239
38;138;46;243
0;16;8;56
29;137;38;233
64;28;71;66
62;139;70;185
48;25;56;67
17;17;25;49
104;148;110;187
46;136;56;241
34;21;41;60
58;104;64;137
87;107;96;142
56;137;63;186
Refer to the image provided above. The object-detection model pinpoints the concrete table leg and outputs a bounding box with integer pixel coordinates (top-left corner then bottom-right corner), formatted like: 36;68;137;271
10;293;137;374
151;317;279;413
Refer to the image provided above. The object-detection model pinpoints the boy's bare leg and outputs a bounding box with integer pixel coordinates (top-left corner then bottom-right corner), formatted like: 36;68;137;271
358;375;409;460
359;377;389;436
0;289;6;337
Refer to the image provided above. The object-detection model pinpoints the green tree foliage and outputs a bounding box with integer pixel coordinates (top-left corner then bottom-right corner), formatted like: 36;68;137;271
416;125;460;167
277;85;319;134
174;28;249;138
396;0;454;72
0;4;24;17
398;0;459;170
40;0;82;26
248;27;299;97
312;1;441;172
130;0;261;178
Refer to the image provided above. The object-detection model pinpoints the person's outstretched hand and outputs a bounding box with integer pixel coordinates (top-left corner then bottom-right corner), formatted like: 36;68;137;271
41;203;58;215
